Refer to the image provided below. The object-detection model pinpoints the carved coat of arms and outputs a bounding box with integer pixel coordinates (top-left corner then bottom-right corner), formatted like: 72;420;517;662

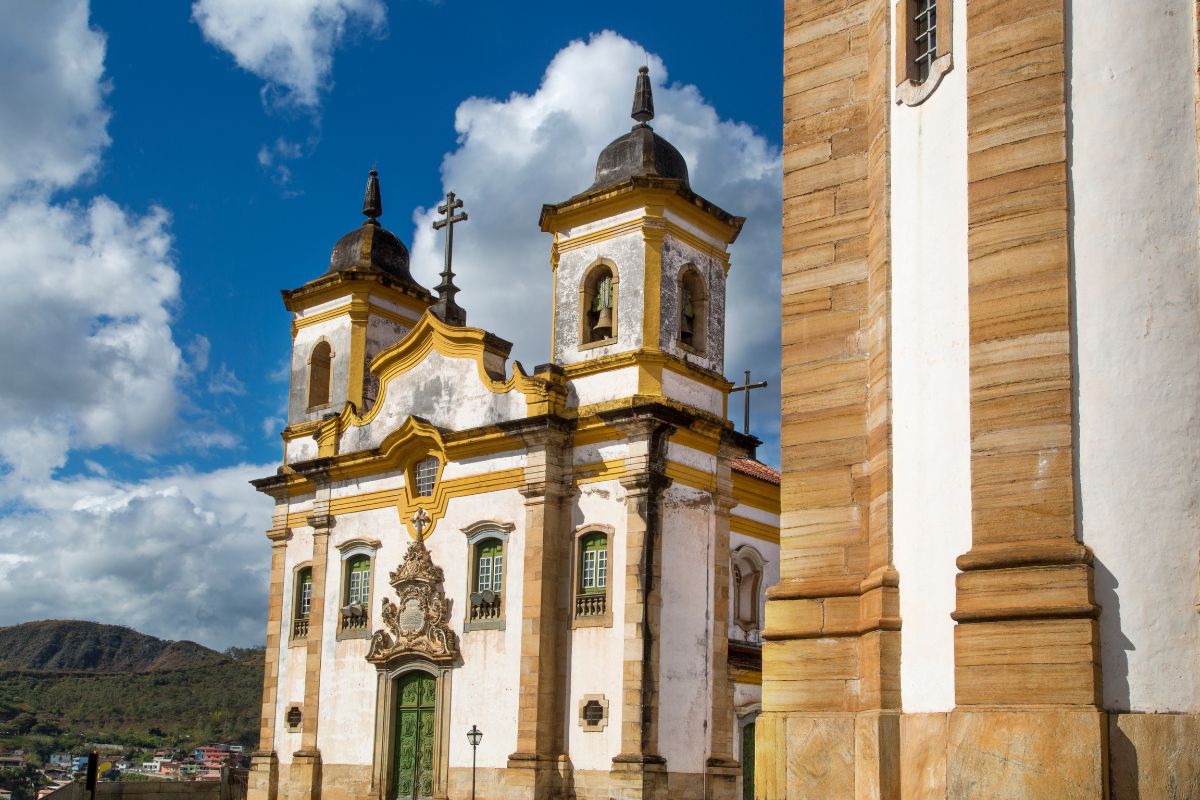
366;528;460;667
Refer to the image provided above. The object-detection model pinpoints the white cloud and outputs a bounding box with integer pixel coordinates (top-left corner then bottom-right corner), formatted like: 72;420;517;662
407;32;783;457
208;363;246;395
192;0;386;109
0;463;274;649
0;0;110;199
0;198;183;479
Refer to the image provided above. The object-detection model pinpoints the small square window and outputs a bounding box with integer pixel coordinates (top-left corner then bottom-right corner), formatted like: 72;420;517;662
414;456;438;497
286;706;302;730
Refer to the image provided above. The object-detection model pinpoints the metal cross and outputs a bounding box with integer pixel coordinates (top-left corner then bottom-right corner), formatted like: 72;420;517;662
431;191;468;325
411;508;431;540
729;370;769;435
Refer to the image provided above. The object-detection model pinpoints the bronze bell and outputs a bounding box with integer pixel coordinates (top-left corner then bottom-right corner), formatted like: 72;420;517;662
593;306;613;339
680;311;694;343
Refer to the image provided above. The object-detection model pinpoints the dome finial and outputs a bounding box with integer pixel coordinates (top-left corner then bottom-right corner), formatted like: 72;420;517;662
631;65;654;127
362;167;382;224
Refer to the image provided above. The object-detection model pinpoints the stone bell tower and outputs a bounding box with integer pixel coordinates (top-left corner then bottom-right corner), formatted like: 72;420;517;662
279;170;435;464
540;67;744;415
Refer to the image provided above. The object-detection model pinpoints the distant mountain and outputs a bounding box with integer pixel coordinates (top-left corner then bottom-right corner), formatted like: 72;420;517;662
0;620;229;673
0;621;264;757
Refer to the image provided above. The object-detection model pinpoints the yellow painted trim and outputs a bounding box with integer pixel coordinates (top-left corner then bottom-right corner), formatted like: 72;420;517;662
554;217;645;256
291;300;420;334
284;276;432;317
731;667;763;686
542;186;741;247
331;313;560;438
573;458;627;485
641;213;665;354
665;461;717;493
346;294;369;411
732;472;780;514
562;349;732;393
730;514;780;545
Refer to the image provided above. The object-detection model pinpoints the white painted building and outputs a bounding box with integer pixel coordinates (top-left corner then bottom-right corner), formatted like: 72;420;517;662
249;70;779;800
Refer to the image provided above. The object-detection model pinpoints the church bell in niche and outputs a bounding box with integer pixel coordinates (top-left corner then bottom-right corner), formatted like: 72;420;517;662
591;273;614;339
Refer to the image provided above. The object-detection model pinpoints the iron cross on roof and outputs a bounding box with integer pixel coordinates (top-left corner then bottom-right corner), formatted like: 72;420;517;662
431;191;468;326
729;370;769;436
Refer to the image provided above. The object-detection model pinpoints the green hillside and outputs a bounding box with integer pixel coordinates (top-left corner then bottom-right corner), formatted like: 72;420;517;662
0;621;263;761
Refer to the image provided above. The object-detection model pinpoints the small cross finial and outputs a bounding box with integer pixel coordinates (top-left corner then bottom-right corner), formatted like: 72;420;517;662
431;191;468;326
411;508;431;540
631;66;654;126
362;168;382;224
728;369;769;436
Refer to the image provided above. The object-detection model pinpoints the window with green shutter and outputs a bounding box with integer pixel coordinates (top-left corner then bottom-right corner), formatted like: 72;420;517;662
474;539;503;594
346;555;371;607
579;533;607;594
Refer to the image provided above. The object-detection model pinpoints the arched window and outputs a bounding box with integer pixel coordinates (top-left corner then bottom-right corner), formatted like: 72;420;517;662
293;566;313;640
580;263;618;345
678;267;708;353
307;341;332;409
341;555;371;631
731;546;766;636
413;455;439;497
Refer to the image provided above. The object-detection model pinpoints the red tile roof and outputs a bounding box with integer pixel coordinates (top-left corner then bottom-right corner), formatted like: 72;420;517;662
731;457;781;485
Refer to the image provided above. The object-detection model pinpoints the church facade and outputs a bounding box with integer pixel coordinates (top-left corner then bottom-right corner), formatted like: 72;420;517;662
247;71;780;800
765;1;1200;797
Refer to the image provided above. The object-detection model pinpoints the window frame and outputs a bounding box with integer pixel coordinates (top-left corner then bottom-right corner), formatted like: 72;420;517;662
677;265;709;356
462;522;514;633
335;538;380;641
731;545;767;639
577;260;620;349
572;526;614;629
291;563;313;645
895;0;953;106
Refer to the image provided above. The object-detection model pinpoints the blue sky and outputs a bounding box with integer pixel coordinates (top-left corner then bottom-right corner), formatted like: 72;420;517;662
0;0;782;648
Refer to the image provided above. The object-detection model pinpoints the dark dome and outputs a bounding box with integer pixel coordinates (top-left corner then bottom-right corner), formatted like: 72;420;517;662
327;220;418;284
590;124;690;191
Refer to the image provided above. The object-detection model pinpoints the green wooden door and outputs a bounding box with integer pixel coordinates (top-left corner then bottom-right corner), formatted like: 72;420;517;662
742;722;756;800
394;672;437;800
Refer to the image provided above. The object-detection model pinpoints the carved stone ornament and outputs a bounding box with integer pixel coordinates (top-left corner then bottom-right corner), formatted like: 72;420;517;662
366;533;460;667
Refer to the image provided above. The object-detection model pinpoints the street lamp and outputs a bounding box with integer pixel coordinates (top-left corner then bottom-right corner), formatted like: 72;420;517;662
466;725;482;800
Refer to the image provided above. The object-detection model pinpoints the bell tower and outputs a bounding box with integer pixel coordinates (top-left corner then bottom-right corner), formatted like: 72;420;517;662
280;170;434;463
540;67;744;413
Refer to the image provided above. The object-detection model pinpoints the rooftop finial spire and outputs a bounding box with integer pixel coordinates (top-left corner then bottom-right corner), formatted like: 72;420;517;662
631;65;654;127
362;168;382;224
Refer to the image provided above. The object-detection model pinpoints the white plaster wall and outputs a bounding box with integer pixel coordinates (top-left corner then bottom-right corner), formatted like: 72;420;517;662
369;297;424;322
289;316;351;425
666;441;716;472
572;440;629;467
658;483;716;773
285;436;319;465
340;350;527;452
663;209;726;250
1070;0;1200;713
440;488;526;769
889;0;972;714
565;481;628;770
562;208;642;238
732;503;778;529
441;451;526;481
661;370;724;417
566;366;639;408
553;233;646;365
329;471;402;499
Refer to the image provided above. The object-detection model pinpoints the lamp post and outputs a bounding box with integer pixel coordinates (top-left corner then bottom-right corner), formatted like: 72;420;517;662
466;725;482;800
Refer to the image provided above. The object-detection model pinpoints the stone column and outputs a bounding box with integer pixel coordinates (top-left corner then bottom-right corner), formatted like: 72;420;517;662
248;513;292;800
610;421;671;800
949;1;1104;796
760;0;899;797
293;475;334;800
705;444;739;799
505;422;572;800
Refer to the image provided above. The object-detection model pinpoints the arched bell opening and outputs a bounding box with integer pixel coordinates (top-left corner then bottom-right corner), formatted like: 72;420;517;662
578;260;619;346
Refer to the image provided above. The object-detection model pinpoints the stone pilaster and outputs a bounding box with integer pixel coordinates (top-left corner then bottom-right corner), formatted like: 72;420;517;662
293;472;333;800
505;421;572;799
761;0;898;797
249;517;291;800
949;1;1105;795
609;421;672;800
